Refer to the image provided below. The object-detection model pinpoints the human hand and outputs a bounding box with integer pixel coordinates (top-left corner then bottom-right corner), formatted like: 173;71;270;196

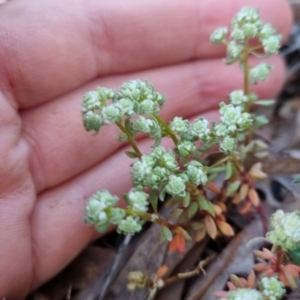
0;0;292;298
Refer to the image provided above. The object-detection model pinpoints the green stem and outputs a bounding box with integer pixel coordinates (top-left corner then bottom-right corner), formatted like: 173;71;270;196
152;114;179;146
124;209;171;227
116;121;142;159
243;47;250;97
207;156;229;171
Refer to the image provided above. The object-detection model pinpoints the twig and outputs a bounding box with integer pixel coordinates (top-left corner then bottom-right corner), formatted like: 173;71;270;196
98;235;132;300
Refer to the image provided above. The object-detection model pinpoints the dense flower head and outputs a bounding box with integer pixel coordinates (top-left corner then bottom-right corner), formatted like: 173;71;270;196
220;136;236;153
170;117;189;136
85;190;119;232
261;35;281;55
125;189;149;213
266;210;300;250
219;103;253;132
165;175;187;197
189;118;211;140
260;276;286;300
250;63;273;84
219;288;264;300
117;216;142;235
160;152;179;172
185;160;207;186
229;90;248;106
130;147;175;189
119;80;165;108
226;41;243;63
177;141;197;157
82;88;115;131
116;98;136;116
234;7;260;24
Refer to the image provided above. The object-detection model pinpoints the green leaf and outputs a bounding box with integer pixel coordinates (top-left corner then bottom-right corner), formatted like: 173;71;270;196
288;245;300;265
158;229;167;243
125;151;140;159
188;202;198;219
207;166;225;174
225;161;233;180
208;173;218;182
183;192;191;208
294;176;300;184
168;208;183;219
225;180;241;197
165;196;182;209
159;188;167;202
254;115;269;129
162;226;173;241
149;190;158;213
255;99;275;106
198;197;215;216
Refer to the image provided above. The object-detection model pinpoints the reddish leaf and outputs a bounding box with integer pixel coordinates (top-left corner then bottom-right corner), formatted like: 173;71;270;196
204;215;217;239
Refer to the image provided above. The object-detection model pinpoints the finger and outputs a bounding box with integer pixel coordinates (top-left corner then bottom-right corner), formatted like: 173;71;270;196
22;55;286;193
30;110;219;290
0;0;291;108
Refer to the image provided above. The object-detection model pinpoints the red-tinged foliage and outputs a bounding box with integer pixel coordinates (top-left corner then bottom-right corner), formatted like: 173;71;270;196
168;234;185;253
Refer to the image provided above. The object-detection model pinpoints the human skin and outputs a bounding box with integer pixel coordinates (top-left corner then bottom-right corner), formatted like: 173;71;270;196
0;0;292;298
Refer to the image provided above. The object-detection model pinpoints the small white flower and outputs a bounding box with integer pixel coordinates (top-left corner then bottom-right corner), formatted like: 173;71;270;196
185;161;207;186
138;99;157;115
221;288;263;300
235;7;260;23
231;26;245;41
214;123;229;137
170;117;189;136
102;104;122;124
133;116;151;133
250;63;273;84
165;175;187;197
260;24;276;39
177;141;196;157
243;22;259;38
161;152;179;171
82;111;103;132
189;118;210;139
267;210;300;250
229;90;248;105
117;216;142;235
260;276;285;300
220;136;236;153
210;27;228;44
262;35;281;55
126;189;149;213
117;98;135;116
226;41;243;62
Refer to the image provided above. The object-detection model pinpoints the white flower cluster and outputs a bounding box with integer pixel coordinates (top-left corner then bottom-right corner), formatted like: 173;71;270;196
133;116;161;138
229;90;257;106
170;116;212;143
85;190;121;232
210;7;281;83
125;189;149;213
219;103;252;132
131;146;175;190
85;189;144;235
82;80;165;132
185;160;207;186
260;276;286;300
220;288;264;300
266;210;300;250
